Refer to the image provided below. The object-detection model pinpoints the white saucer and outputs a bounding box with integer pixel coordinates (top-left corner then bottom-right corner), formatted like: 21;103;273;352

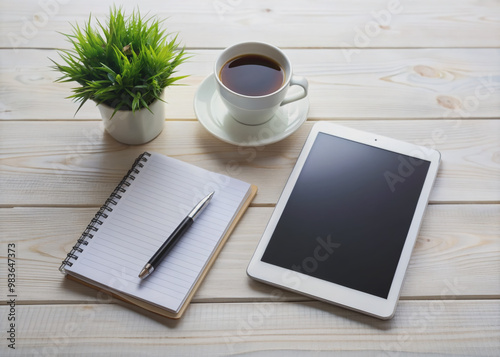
194;75;309;147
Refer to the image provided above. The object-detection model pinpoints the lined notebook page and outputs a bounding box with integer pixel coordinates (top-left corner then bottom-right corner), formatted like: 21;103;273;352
65;152;251;313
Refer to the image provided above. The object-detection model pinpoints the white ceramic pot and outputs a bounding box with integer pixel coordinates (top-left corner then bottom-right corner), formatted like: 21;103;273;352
98;98;165;145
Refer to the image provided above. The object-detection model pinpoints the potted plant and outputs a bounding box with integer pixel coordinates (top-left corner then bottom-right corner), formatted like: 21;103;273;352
51;7;188;144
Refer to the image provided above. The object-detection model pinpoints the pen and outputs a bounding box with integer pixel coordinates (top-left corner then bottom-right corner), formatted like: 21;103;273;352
138;191;215;279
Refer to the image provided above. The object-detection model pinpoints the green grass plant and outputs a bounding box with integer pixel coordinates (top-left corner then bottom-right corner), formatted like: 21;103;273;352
51;7;188;116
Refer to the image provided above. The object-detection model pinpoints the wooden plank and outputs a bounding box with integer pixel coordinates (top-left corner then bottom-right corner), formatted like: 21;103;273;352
1;0;499;49
1;2;498;355
1;120;499;206
1;301;498;356
0;204;498;304
1;48;500;120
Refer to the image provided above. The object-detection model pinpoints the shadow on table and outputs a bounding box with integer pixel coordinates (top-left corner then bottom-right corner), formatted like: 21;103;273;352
60;278;184;328
244;278;395;331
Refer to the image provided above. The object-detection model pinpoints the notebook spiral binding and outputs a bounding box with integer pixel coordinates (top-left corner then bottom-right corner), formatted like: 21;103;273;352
59;152;152;273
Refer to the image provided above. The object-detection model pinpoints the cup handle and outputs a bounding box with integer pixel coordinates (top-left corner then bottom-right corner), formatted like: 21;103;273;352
280;76;308;106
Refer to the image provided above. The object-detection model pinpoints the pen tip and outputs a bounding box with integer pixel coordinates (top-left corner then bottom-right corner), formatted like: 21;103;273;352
139;263;154;279
139;266;152;279
138;268;148;279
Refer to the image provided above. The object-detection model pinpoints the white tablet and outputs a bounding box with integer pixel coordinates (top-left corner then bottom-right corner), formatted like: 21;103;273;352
247;122;441;319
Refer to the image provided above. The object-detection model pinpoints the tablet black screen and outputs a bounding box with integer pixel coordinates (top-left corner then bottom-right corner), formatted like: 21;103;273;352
261;132;431;298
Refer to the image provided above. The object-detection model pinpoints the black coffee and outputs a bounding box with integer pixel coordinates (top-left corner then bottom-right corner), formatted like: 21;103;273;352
219;54;284;96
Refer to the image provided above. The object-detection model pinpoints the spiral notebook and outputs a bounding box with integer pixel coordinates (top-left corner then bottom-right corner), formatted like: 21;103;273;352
60;151;257;319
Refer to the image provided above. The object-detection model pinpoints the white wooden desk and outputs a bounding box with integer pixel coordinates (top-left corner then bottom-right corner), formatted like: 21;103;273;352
1;1;499;355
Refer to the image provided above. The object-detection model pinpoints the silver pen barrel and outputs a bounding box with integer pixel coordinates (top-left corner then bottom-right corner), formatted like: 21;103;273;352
188;192;214;220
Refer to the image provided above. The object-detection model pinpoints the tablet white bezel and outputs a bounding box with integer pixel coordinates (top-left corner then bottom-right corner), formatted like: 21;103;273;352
247;122;441;319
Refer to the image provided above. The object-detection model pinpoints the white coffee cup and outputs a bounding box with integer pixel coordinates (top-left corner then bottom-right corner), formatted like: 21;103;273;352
214;42;308;125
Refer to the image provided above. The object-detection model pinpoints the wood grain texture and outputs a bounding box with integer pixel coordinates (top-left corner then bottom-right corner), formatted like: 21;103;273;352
2;48;500;120
1;301;498;356
1;120;499;206
0;204;498;304
1;0;499;50
1;1;499;355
